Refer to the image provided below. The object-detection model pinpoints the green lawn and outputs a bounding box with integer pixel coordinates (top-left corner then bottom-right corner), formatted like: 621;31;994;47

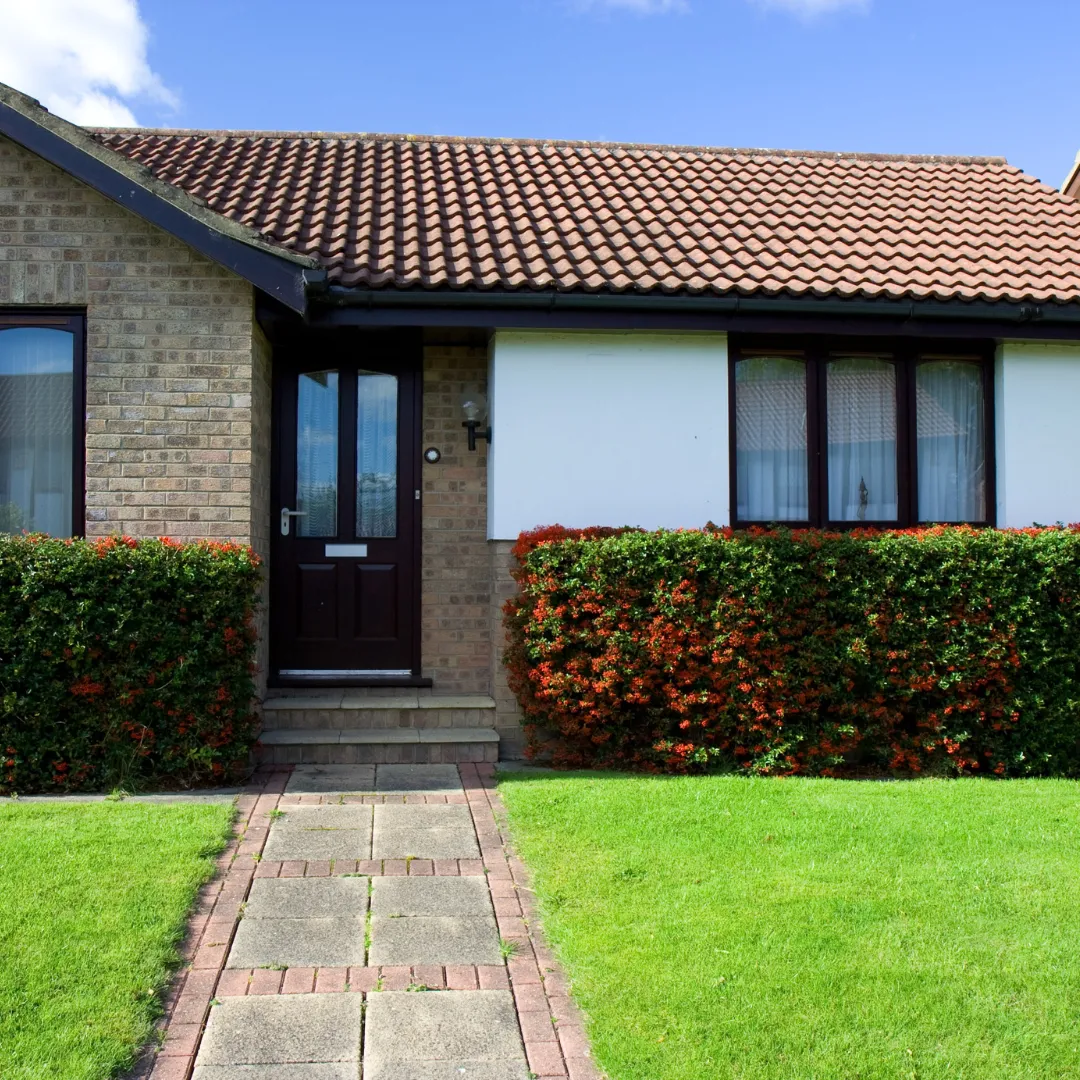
499;773;1080;1080
0;800;234;1080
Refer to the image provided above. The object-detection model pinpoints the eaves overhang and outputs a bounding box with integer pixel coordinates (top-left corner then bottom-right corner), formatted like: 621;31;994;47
0;84;326;314
298;285;1080;342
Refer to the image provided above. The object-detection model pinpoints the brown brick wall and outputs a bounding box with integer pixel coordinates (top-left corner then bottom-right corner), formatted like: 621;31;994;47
0;134;262;546
420;344;491;694
489;539;525;758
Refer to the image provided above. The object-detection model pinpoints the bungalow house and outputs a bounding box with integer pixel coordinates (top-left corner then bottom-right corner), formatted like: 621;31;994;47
3;80;1080;763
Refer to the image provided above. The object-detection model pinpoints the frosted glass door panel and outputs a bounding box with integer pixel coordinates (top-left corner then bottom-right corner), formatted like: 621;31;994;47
827;357;898;521
356;371;397;538
0;327;73;536
296;370;339;537
735;356;808;520
917;361;986;522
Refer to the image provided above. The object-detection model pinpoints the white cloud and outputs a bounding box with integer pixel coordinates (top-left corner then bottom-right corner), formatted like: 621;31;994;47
0;0;175;127
754;0;867;16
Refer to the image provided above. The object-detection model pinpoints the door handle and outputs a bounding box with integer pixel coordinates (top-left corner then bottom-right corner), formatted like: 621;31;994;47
279;507;307;536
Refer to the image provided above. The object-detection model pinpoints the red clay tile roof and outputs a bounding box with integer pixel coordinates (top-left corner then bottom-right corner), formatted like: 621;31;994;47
92;130;1080;304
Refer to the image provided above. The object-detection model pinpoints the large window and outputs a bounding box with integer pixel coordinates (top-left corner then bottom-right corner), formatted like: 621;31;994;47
732;338;992;527
0;314;84;536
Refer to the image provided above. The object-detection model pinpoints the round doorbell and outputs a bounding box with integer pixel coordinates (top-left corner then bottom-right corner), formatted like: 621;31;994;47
423;447;442;464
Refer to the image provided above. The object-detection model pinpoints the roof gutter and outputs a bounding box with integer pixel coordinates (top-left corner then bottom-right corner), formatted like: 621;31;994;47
320;285;1080;327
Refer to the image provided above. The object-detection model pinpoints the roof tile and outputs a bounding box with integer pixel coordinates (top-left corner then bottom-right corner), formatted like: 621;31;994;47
90;130;1080;303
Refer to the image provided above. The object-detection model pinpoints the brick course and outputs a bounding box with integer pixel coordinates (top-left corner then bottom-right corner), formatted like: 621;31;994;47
421;343;491;693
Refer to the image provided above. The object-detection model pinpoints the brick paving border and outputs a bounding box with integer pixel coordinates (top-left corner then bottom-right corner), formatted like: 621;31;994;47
134;767;290;1080
136;764;602;1080
254;857;486;878
215;964;510;995
464;763;602;1080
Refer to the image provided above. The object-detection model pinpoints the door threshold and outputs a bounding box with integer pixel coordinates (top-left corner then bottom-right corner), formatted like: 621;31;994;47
270;673;434;689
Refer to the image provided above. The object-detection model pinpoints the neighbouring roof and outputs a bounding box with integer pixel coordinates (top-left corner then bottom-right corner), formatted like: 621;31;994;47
1062;151;1080;202
92;128;1080;305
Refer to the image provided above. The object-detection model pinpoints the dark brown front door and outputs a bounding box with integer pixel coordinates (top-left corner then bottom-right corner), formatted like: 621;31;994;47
270;335;421;682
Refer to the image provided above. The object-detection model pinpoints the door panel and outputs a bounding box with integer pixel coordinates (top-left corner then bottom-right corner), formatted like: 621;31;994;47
271;335;420;681
297;564;338;639
354;564;398;640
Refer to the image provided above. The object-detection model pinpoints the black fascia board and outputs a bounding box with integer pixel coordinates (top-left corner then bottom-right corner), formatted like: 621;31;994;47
302;286;1080;341
0;99;320;314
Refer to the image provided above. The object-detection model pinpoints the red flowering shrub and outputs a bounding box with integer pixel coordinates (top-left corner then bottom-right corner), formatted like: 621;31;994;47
504;525;1080;776
0;535;262;793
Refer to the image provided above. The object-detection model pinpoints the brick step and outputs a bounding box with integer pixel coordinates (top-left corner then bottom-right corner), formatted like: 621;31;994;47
260;691;496;732
255;727;499;766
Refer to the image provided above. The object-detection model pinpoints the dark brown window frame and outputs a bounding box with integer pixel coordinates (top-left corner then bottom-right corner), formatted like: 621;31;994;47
728;335;996;529
0;310;86;537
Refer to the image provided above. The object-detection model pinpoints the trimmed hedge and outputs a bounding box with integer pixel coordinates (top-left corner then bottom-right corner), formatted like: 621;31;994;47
504;525;1080;776
0;535;261;794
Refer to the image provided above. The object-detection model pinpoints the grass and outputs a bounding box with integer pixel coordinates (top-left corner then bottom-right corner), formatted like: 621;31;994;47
0;800;234;1080
498;772;1080;1080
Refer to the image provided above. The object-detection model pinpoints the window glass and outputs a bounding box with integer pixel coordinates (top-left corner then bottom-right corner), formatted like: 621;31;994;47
917;361;986;522
0;327;74;536
356;371;397;538
827;357;898;521
296;370;338;536
735;356;808;521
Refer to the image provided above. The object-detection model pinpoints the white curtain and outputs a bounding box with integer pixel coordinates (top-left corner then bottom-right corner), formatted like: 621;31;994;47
296;370;339;537
917;361;985;522
735;356;808;521
356;372;397;538
827;357;898;522
0;328;74;536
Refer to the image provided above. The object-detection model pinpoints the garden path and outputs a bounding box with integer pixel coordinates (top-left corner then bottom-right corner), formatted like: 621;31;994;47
144;763;600;1080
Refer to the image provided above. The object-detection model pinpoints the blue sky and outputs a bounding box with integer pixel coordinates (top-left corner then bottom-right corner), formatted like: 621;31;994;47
2;0;1079;189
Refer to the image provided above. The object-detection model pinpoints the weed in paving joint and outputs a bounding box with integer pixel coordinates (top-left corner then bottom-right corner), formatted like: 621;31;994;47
499;938;518;960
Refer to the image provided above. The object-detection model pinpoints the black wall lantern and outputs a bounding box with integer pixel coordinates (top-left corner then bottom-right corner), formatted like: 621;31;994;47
461;392;492;452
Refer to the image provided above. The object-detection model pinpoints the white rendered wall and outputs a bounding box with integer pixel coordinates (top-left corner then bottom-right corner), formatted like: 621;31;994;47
488;331;729;540
996;342;1080;527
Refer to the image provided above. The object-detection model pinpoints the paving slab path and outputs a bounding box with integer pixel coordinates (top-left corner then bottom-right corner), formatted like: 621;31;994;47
139;763;601;1080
